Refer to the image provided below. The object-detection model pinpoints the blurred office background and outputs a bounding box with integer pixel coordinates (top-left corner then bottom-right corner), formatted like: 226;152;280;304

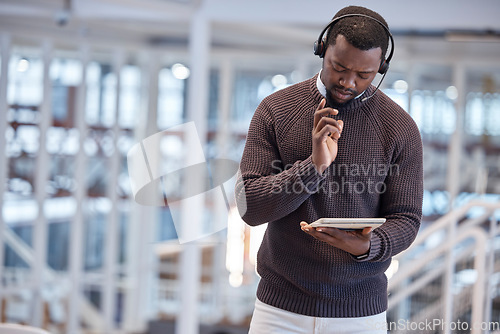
1;0;500;333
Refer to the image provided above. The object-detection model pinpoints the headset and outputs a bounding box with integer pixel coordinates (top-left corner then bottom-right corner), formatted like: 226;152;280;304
314;13;394;74
313;13;395;101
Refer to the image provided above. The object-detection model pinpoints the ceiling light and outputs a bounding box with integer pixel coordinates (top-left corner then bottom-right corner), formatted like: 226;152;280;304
393;80;408;94
271;74;287;88
446;86;458;100
17;58;30;72
171;63;190;80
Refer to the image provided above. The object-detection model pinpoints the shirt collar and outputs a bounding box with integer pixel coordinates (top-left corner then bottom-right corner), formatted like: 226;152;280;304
316;69;327;97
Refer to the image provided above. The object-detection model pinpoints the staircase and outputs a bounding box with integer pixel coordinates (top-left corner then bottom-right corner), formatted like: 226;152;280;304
388;200;500;334
3;199;500;334
1;225;106;333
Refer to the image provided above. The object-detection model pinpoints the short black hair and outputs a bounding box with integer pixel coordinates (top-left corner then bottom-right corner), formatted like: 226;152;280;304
325;6;389;60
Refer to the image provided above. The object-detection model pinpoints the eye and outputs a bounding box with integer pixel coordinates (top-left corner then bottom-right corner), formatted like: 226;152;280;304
332;65;345;73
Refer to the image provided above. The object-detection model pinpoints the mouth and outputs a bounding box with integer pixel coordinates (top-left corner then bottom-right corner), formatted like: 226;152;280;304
332;88;354;101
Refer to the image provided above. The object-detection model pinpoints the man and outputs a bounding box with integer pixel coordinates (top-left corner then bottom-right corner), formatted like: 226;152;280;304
235;5;423;334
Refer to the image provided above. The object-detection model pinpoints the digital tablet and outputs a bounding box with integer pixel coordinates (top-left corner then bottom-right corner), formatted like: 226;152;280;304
309;218;386;230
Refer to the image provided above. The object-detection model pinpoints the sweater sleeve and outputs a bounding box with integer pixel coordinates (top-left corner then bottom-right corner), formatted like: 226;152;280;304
235;100;325;226
359;119;424;262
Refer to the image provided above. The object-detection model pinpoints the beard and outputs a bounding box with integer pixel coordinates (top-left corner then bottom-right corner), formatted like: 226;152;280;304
325;85;359;108
325;89;340;108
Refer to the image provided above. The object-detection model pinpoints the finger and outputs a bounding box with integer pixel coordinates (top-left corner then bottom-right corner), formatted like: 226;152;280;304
314;108;339;122
329;119;344;140
314;114;341;139
316;123;342;140
316;124;341;141
337;120;344;134
305;228;339;244
316;98;326;111
361;227;373;235
316;116;342;130
330;128;341;140
315;226;342;236
313;99;327;128
300;221;312;232
314;101;338;128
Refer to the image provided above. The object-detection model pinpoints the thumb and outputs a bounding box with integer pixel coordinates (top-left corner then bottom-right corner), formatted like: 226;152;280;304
338;119;344;133
362;227;372;235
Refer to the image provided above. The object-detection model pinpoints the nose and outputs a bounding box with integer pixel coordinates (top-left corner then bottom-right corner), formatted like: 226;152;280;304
339;73;355;90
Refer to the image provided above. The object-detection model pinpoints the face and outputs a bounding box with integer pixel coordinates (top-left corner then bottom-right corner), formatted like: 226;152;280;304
321;34;382;106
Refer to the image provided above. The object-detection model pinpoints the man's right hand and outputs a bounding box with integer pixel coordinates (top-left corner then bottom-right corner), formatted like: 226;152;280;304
311;98;344;174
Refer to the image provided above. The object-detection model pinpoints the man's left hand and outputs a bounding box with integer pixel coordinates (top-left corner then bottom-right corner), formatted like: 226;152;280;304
300;221;371;256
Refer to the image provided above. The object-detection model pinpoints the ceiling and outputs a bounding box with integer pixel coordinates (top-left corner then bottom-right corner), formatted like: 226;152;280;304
0;0;499;83
3;0;496;30
1;0;499;45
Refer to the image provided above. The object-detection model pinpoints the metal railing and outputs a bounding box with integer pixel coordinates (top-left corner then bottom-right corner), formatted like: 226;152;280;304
2;225;106;332
388;200;500;334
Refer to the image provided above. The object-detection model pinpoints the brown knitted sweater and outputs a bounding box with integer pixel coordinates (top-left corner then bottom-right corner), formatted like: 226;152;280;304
236;74;423;318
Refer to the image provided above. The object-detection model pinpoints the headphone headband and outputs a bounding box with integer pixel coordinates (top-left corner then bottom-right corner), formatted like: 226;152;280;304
313;13;394;74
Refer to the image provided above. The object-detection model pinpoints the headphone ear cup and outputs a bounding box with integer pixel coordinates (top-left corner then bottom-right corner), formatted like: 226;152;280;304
378;59;389;74
314;40;325;58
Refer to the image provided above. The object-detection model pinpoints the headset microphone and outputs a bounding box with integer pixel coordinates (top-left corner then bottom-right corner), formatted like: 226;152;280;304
361;71;387;102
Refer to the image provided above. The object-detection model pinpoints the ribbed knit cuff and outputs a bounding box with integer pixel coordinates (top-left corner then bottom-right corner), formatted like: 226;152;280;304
353;233;382;262
297;155;326;193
